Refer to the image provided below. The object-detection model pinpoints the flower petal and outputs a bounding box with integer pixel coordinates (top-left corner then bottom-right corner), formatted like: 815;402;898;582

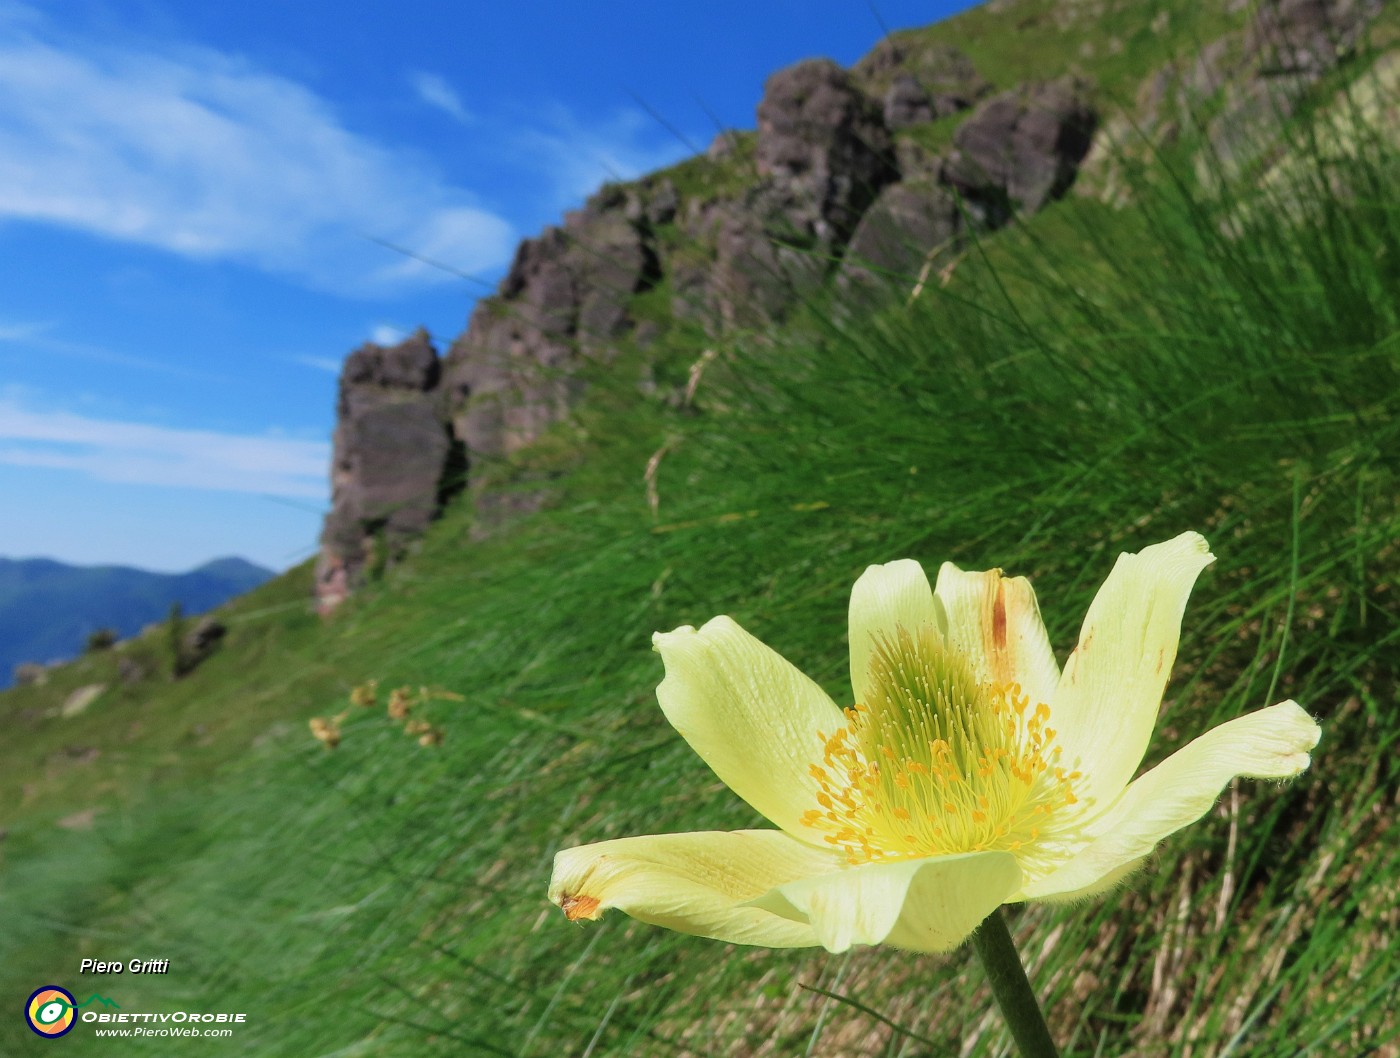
933;562;1060;708
653;617;846;839
549;830;840;947
1050;532;1216;811
750;851;1021;953
848;559;945;706
1018;700;1320;901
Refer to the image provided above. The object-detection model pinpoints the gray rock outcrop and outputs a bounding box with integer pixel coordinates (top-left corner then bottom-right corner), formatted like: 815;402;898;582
183;616;226;663
1079;0;1382;201
315;329;456;612
13;661;46;687
844;181;963;281
754;58;897;246
943;79;1098;217
682;58;900;325
311;32;1115;607
443;199;658;470
1204;0;1381;182
1245;0;1382;76
852;39;991;129
306;3;1397;621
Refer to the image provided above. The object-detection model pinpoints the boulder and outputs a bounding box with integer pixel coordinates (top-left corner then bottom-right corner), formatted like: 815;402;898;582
942;79;1097;216
500;228;578;337
13;661;47;687
1245;0;1381;77
442;201;658;509
893;138;945;184
444;296;576;466
755;58;896;246
184;616;226;660
674;58;896;328
341;330;440;390
1182;0;1380;192
625;178;678;226
852;40;991;129
567;210;655;358
885;75;938;129
843;181;963;283
709;193;826;328
168;615;226;677
315;329;455;612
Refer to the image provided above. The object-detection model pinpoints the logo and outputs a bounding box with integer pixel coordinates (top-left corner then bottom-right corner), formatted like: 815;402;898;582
26;986;77;1038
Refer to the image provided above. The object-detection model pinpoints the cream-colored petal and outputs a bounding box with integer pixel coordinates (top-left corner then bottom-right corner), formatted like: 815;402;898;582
1022;855;1148;905
750;851;1021;953
1019;700;1319;901
933;562;1060;707
653;618;845;839
1050;532;1216;811
549;830;839;947
848;559;945;706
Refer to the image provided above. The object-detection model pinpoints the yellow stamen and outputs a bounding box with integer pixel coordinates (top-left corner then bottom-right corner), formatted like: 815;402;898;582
799;624;1080;867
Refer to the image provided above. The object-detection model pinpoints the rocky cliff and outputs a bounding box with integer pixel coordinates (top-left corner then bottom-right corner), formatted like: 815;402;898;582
314;0;1385;612
314;329;461;611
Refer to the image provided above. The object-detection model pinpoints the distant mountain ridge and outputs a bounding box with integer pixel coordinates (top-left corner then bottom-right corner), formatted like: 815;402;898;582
0;556;273;687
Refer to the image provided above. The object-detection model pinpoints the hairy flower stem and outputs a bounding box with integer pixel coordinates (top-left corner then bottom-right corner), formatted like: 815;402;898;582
971;909;1061;1058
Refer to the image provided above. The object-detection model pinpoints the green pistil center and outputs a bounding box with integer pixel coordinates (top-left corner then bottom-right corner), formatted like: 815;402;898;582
802;625;1080;866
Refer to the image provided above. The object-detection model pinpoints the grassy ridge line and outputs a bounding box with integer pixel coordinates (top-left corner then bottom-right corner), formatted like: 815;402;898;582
895;0;1241;99
4;70;1400;1058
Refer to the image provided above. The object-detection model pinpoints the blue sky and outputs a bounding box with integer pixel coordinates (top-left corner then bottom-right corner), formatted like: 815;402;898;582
0;0;978;573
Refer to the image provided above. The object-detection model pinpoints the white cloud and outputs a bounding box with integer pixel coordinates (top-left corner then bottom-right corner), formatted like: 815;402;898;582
373;206;518;284
410;71;472;124
369;325;406;346
0;396;329;499
512;105;694;209
292;354;344;375
0;12;515;291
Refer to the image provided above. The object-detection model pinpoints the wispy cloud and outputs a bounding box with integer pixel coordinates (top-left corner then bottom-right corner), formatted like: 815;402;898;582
509;104;694;211
410;71;472;124
511;104;695;210
0;395;329;499
0;319;50;341
371;206;516;285
291;354;344;375
0;318;230;380
0;9;515;291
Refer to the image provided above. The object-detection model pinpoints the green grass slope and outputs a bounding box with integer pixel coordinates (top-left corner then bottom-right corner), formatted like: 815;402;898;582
3;30;1400;1058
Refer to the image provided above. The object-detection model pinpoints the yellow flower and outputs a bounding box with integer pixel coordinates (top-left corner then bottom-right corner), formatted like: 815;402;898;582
549;532;1320;953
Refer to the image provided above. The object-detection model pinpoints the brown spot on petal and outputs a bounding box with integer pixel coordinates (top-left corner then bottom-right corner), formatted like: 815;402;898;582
559;894;601;921
1156;646;1166;674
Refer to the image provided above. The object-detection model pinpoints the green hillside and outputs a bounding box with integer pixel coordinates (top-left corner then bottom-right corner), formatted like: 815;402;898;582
0;557;272;688
3;4;1400;1057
